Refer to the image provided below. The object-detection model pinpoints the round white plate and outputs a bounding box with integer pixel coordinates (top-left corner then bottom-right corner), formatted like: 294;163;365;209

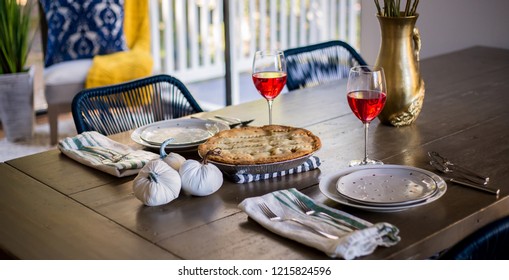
319;165;447;212
336;167;438;206
131;119;229;149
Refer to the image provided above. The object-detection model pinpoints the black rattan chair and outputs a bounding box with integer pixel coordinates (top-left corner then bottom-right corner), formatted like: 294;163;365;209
72;74;203;135
439;216;509;260
283;40;367;91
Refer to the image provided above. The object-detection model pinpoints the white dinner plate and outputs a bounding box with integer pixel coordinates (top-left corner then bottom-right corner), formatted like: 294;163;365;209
131;118;229;150
336;167;438;206
319;165;447;212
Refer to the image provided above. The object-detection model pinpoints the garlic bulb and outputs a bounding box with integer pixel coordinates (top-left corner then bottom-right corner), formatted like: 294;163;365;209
179;149;223;196
133;159;182;206
159;138;186;171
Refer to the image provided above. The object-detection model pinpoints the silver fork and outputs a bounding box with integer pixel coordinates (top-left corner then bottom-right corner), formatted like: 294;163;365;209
428;151;489;185
292;197;360;231
80;146;130;163
429;159;488;186
258;202;338;240
214;115;255;127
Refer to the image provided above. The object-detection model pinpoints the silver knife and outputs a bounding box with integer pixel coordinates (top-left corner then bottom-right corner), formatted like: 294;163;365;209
448;178;499;196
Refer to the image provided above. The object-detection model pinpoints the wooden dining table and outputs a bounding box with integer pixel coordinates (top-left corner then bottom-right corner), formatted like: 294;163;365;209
1;46;509;260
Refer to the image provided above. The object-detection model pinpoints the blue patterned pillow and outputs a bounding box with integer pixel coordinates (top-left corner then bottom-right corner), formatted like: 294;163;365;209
40;0;128;67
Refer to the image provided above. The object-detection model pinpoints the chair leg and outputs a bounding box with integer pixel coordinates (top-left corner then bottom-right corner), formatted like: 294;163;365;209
48;106;59;146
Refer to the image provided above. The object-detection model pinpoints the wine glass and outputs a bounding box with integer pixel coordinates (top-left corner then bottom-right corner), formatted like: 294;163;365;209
346;65;387;166
252;50;287;125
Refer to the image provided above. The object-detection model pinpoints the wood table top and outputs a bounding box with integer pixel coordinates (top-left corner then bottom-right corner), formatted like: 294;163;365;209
3;46;509;259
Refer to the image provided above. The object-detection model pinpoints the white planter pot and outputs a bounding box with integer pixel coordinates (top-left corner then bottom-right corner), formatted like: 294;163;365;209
0;66;35;142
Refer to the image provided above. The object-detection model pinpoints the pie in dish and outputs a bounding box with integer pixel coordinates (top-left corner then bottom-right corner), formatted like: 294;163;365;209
198;125;321;165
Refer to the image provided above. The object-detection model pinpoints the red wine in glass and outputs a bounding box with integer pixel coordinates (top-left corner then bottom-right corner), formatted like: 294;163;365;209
346;65;387;166
252;72;287;100
252;50;287;125
347;90;387;123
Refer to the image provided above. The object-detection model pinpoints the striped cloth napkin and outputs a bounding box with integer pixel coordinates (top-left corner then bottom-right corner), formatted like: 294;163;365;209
229;156;321;183
58;131;159;177
238;188;400;259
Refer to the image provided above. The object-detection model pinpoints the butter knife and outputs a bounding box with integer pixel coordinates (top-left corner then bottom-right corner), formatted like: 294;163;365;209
448;178;499;196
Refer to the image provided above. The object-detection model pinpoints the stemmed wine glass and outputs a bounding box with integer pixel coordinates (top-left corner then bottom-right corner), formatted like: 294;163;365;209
346;65;387;166
252;50;287;125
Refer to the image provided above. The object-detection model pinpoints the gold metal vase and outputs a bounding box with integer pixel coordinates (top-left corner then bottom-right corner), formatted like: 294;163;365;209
375;13;425;126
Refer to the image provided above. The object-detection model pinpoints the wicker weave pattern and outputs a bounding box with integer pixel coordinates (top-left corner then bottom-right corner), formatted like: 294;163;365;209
72;74;203;135
284;40;367;91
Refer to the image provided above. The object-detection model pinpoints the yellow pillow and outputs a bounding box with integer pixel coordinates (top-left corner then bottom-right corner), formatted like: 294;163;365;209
85;0;152;89
85;49;153;88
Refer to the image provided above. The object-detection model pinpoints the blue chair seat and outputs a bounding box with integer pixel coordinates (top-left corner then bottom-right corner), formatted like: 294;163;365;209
439;216;509;260
284;40;367;91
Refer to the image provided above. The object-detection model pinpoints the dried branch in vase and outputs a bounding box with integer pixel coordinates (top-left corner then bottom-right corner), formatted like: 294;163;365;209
375;0;419;17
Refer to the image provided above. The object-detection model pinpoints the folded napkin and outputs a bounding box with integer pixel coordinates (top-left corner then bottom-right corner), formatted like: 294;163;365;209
229;156;321;183
58;131;159;177
238;188;400;259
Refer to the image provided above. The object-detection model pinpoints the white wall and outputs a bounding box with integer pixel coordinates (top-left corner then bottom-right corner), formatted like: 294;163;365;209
360;0;509;64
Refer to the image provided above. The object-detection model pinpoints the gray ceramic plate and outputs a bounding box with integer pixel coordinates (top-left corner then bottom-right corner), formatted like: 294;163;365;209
131;119;229;149
319;165;447;212
336;167;438;206
205;153;314;175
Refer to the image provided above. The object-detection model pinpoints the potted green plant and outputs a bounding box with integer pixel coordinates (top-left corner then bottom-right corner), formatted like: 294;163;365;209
0;0;35;142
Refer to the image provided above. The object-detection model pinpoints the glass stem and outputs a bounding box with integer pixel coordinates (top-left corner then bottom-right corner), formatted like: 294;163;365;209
267;99;273;125
363;122;369;163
